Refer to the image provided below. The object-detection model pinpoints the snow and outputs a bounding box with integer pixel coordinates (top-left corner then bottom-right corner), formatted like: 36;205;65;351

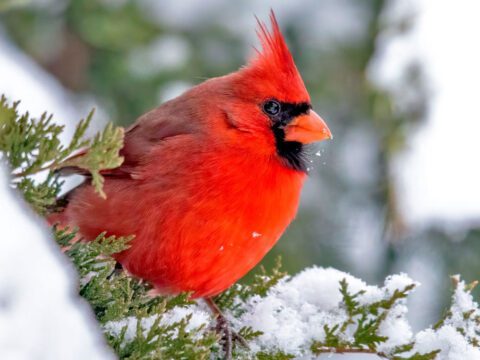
0;28;108;141
411;278;480;359
0;30;77;138
102;267;425;358
0;164;113;360
0;30;105;192
232;269;480;359
235;267;416;358
105;305;211;342
369;0;480;225
413;278;480;360
413;326;479;360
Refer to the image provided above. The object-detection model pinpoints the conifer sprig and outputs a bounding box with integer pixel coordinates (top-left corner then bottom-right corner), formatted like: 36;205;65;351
310;280;421;360
54;226;219;359
0;95;124;205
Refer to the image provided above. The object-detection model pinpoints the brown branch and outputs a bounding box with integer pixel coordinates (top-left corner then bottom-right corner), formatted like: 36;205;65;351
313;347;389;358
12;162;59;178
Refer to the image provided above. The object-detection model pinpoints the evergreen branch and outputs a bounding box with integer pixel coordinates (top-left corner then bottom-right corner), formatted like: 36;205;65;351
59;122;124;198
0;95;124;201
214;256;287;313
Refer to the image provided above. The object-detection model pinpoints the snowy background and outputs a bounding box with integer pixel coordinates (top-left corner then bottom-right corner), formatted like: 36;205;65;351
0;163;114;359
370;0;480;225
1;0;480;358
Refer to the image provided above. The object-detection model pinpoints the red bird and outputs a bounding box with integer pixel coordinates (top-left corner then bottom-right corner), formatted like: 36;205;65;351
51;11;330;318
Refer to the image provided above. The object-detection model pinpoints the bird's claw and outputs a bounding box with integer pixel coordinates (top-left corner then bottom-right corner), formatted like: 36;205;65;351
205;297;250;359
214;313;249;360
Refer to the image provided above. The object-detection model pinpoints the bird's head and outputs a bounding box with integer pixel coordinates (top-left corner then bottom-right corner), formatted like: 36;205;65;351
215;11;332;172
172;11;331;172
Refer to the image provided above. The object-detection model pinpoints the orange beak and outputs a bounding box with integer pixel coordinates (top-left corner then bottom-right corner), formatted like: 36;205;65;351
284;110;332;144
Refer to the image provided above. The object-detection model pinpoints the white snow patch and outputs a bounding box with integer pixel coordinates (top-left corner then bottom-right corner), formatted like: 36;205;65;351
0;30;106;194
408;278;480;360
236;267;416;357
413;326;480;360
0;164;113;360
0;28;108;135
0;29;89;141
234;269;480;359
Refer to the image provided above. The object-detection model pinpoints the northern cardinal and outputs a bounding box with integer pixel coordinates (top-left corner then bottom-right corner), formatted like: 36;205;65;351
50;11;330;312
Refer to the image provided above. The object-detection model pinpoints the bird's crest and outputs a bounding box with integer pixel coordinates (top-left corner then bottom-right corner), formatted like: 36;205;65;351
245;10;309;103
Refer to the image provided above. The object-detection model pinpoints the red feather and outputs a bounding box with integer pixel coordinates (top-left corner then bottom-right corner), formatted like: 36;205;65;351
243;10;309;104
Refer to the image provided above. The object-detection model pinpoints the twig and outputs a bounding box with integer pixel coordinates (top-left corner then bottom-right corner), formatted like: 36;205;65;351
313;347;389;358
12;162;59;178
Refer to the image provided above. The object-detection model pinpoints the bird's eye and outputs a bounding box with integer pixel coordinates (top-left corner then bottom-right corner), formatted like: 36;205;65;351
263;100;281;116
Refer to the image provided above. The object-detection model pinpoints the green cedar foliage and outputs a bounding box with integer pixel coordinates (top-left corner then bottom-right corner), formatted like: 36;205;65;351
0;95;123;211
55;227;218;360
310;280;439;360
2;96;480;359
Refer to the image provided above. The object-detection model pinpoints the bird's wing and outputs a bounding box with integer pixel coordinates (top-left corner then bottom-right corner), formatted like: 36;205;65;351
58;104;197;179
122;106;197;173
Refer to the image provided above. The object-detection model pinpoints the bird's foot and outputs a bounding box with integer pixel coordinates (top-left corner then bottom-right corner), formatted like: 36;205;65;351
205;298;249;360
215;312;249;359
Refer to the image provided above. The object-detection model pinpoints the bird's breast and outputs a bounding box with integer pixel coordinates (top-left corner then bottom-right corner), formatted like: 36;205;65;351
68;143;306;298
130;150;305;297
